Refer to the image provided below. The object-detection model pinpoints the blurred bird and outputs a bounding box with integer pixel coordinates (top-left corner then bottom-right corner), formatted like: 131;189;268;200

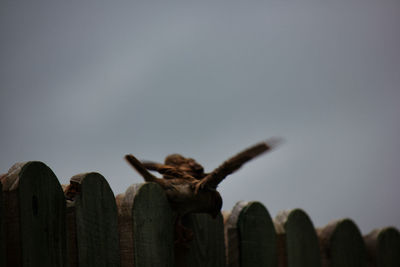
125;138;281;242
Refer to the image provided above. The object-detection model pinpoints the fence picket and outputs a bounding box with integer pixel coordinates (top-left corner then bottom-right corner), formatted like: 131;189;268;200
178;213;226;267
225;201;277;267
275;209;321;267
364;227;400;267
1;161;67;267
318;219;367;267
64;172;120;267
117;182;174;267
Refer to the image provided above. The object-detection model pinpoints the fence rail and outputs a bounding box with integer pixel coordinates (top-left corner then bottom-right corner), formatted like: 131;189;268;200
0;161;399;267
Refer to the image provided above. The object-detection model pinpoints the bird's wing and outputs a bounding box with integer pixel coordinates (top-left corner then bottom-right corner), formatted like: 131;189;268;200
142;161;196;181
200;138;281;189
141;161;164;172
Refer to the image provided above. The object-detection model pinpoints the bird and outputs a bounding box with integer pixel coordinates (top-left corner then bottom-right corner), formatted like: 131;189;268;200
124;138;281;242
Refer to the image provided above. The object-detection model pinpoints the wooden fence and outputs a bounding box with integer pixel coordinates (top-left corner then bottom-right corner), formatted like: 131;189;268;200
0;161;399;267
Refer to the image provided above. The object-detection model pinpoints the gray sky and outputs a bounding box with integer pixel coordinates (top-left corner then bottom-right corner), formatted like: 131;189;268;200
1;0;399;233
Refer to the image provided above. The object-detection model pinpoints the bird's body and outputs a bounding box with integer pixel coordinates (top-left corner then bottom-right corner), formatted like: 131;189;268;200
125;139;280;242
124;154;223;218
166;183;221;217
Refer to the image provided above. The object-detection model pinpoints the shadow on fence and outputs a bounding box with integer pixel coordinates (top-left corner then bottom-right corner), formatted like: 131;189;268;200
0;161;399;267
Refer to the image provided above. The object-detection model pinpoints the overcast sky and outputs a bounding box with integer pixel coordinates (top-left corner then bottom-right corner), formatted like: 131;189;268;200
1;0;399;233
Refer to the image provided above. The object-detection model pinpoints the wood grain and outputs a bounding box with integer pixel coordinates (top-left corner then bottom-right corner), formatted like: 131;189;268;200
183;213;226;267
364;227;400;267
318;219;367;267
275;209;321;267
66;172;120;267
118;182;174;267
2;161;68;267
0;181;5;266
225;201;277;267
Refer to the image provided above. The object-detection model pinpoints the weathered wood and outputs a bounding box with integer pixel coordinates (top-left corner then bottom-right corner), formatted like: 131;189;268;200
180;213;226;267
0;181;5;267
66;200;78;267
2;161;67;267
3;188;21;266
116;191;134;267
117;182;174;267
318;219;367;267
364;227;400;267
275;209;321;267
64;173;120;267
1;160;399;267
225;201;277;267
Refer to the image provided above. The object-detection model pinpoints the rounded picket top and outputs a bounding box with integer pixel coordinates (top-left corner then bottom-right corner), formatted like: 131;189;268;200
238;201;277;267
275;209;321;267
226;201;277;267
3;161;67;267
319;218;367;267
365;227;400;267
66;172;120;267
123;182;174;267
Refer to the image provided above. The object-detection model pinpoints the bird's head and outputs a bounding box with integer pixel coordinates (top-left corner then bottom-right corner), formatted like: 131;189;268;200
165;154;205;178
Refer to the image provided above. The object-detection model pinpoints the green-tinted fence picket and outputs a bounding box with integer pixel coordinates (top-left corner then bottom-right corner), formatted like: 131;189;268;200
318;219;367;267
1;162;67;267
180;213;226;267
274;209;322;267
224;201;277;267
364;227;400;267
64;172;120;267
117;182;174;267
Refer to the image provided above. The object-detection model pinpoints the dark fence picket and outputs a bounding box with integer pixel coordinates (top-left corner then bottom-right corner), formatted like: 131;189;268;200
318;219;367;267
117;182;174;267
1;162;67;267
364;227;400;267
179;213;226;267
225;201;277;267
275;209;322;267
64;172;120;267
